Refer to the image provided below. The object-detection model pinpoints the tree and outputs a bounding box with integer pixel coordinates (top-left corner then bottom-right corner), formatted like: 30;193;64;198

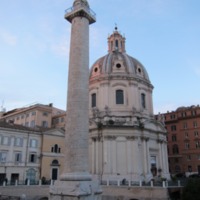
182;179;200;200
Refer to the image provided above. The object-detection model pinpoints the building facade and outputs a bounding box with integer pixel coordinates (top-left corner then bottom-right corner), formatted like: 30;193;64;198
157;105;200;176
40;128;65;181
0;103;65;129
89;27;170;182
0;121;65;185
0;121;41;185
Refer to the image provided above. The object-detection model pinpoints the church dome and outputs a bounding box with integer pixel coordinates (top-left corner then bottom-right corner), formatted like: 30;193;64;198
88;29;169;182
89;27;151;84
89;27;154;120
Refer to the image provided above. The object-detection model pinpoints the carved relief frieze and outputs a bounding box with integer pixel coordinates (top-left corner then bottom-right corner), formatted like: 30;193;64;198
126;136;137;141
104;135;116;140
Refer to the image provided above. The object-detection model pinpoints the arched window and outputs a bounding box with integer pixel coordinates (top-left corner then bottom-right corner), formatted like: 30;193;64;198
51;160;59;166
141;93;146;109
26;168;36;184
116;90;124;104
115;40;118;49
91;93;96;107
172;144;179;154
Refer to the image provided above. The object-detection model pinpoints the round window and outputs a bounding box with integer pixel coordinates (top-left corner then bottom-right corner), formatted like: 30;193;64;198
116;63;121;68
94;67;98;72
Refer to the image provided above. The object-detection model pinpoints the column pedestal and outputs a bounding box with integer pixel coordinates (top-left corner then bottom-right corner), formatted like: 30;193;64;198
50;180;102;200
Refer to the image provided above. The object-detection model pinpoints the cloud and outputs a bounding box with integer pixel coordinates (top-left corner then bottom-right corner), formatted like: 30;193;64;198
0;29;17;46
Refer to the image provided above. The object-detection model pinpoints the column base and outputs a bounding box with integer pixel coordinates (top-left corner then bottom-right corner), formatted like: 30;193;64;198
49;180;102;200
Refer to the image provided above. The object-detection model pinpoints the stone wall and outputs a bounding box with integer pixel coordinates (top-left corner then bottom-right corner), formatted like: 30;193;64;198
0;185;169;200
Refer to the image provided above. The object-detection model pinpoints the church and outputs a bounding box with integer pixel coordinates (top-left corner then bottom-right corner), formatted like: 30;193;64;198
89;27;170;183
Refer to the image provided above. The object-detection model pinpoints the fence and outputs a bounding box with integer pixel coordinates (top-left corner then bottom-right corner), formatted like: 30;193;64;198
0;178;188;188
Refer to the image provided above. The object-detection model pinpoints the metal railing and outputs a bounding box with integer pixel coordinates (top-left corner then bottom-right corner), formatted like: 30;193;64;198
65;3;96;19
0;178;191;188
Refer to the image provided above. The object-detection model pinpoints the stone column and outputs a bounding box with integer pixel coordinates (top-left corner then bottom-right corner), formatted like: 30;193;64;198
49;1;102;199
142;137;148;175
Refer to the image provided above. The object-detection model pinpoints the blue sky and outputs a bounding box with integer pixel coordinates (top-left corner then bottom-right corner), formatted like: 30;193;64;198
0;0;200;114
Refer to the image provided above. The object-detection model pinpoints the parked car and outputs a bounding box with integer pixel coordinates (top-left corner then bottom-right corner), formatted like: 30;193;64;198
174;172;186;178
189;173;200;178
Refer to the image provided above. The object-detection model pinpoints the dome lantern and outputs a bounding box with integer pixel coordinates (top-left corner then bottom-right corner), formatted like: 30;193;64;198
108;27;126;53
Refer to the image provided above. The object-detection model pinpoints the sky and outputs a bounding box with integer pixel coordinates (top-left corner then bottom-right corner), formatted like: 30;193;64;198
0;0;200;114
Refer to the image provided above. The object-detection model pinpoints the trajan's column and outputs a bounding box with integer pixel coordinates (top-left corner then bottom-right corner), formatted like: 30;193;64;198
49;0;102;199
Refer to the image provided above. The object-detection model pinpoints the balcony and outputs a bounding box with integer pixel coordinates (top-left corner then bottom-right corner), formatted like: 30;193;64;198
65;3;96;24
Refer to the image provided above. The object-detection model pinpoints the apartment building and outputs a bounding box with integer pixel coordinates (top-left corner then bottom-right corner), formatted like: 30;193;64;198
156;105;200;176
0;103;66;129
0;121;41;184
0;121;65;185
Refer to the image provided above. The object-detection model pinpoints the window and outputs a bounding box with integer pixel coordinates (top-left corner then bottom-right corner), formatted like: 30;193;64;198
186;155;191;161
26;113;29;117
0;152;7;162
14;137;23;147
30;139;38;148
188;165;192;172
42;121;48;128
25;122;29;127
43;112;49;116
194;131;199;137
31;111;36;116
115;40;118;49
30;120;35;128
51;144;61;153
15;152;22;162
193;121;198;128
185;143;190;149
61;117;64;122
2;136;10;145
191;110;197;116
116;90;124;104
29;153;37;163
21;115;24;119
150;156;156;167
185;132;188;138
26;168;36;184
172;144;179;154
196;141;200;149
175;165;181;173
171;125;176;131
53;118;59;125
170;114;176;119
141;93;146;109
116;63;121;69
175;158;179;163
91;93;96;107
172;135;177;141
181;112;187;117
183;122;187;129
51;160;59;166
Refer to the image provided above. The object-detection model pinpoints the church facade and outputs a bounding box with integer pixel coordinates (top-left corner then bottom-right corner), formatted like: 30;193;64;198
89;27;170;182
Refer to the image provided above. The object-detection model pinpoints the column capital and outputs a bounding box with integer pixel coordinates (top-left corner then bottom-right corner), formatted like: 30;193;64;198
141;136;149;142
65;0;96;24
